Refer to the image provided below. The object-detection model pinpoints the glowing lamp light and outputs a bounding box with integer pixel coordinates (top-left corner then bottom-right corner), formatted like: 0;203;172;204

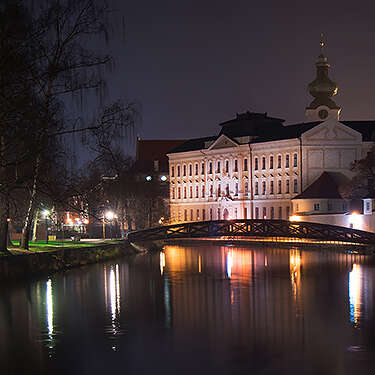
158;216;165;225
160;175;167;181
289;215;302;222
83;219;89;225
42;209;50;218
145;175;152;181
349;211;362;228
105;211;115;220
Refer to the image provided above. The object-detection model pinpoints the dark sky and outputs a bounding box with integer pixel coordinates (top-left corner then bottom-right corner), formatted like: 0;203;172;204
103;0;375;141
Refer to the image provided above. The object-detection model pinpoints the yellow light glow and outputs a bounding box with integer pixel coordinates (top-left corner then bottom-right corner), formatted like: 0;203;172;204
348;211;362;229
198;255;202;273
289;215;302;222
160;252;166;275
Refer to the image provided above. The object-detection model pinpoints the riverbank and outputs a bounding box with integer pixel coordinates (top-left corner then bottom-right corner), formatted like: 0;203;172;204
0;240;140;282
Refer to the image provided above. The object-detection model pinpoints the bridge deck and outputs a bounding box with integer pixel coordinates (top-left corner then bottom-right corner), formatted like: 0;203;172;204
127;219;375;246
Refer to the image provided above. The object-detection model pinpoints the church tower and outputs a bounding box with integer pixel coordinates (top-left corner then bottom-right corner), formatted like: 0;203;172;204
305;36;341;121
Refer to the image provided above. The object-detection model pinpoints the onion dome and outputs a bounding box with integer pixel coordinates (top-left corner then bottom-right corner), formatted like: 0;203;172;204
307;38;339;110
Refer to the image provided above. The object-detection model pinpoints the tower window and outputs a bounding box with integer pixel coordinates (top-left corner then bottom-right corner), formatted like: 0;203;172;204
189;186;192;198
235;183;239;196
202;186;205;198
196;186;199;198
245;182;248;194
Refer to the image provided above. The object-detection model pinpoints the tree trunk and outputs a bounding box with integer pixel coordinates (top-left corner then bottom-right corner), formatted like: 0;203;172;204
0;194;11;255
20;158;40;250
31;208;39;242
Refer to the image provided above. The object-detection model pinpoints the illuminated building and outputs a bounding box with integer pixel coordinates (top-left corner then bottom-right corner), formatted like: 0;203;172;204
167;41;375;231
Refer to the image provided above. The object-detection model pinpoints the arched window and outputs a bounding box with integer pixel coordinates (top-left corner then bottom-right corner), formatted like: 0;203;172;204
177;165;180;177
244;158;248;171
217;161;221;173
293;153;298;168
225;160;229;173
209;162;212;174
234;159;238;172
195;163;198;175
285;154;290;168
278;180;282;194
255;182;259;195
171;166;175;177
262;157;266;170
262;181;266;195
178;187;181;199
270;156;274;169
277;155;281;168
270;180;274;194
183;165;186;176
189;164;192;176
202;186;205;198
190;186;193;198
254;157;258;171
195;186;199;198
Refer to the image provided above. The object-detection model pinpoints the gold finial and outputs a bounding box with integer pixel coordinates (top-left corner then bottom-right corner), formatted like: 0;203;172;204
320;32;325;54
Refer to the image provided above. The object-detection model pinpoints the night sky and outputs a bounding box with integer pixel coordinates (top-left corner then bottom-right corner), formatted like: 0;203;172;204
104;0;375;141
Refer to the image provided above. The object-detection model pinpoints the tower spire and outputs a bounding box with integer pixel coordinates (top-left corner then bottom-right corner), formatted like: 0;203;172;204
305;35;341;121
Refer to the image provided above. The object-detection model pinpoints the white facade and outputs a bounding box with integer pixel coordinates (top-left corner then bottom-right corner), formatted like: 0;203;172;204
168;119;374;225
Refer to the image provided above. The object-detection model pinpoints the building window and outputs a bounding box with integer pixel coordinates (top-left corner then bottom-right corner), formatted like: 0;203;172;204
196;209;200;220
293;179;298;193
183;165;186;176
190;186;193;198
263;207;267;219
209;162;212;174
255;182;259;195
234;159;238;172
226;183;230;196
235;183;239;196
244;158;248;171
216;161;221;173
190;209;194;221
278;206;282;219
244;207;247;219
202;186;205;198
244;182;248;194
202;209;206;220
278;180;282;194
255;207;259;219
196;186;199;198
293;153;298;167
286;180;290;194
210;185;213;197
262;181;266;195
314;203;320;211
262;156;266;170
178;187;181;199
195;163;198;175
225;160;229;173
270;156;274;169
172;188;175;199
217;208;221;220
189;164;192;176
184;209;187;221
285;154;290;168
270;180;274;194
177;166;180;177
271;207;275;219
277;155;281;168
201;162;205;175
210;208;213;220
184;187;187;199
366;201;370;211
171;166;175;177
255;158;258;171
218;184;221;197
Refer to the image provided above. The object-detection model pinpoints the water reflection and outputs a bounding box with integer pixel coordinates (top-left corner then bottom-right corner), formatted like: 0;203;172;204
226;250;233;279
160;251;166;275
289;249;301;300
46;279;54;340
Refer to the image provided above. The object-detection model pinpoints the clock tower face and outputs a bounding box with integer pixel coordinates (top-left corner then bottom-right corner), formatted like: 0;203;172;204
318;109;328;120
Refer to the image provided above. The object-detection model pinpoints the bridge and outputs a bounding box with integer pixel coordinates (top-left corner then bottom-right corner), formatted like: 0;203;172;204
127;219;375;247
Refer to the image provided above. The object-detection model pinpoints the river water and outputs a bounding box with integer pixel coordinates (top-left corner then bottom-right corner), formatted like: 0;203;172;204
1;244;375;375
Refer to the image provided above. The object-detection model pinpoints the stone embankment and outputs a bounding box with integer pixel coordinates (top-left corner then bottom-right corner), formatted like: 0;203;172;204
0;241;139;282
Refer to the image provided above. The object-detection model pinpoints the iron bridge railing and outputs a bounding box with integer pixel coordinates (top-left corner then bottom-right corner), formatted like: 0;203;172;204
127;219;375;246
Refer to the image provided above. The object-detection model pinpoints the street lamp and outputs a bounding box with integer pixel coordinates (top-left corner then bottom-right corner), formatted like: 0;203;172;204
103;210;116;239
42;209;50;244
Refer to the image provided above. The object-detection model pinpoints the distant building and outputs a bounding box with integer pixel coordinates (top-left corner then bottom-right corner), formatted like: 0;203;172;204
168;43;375;231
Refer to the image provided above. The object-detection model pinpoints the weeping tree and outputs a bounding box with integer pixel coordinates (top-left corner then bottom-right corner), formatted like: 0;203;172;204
20;0;114;250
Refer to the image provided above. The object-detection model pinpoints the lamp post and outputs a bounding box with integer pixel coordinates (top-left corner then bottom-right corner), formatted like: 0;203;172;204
42;209;50;244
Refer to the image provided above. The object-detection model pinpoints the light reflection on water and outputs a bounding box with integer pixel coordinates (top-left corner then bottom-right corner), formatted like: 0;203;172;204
1;244;375;374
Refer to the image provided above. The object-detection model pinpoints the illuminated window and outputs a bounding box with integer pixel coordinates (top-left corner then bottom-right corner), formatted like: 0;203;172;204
285;154;290;168
255;182;259;195
171;166;175;177
277;155;281;168
270;156;274;169
255;207;259;219
262;181;266;195
270;180;274;194
293;153;298;168
254;157;258;171
278;180;282;194
244;158;248;171
262;157;266;170
234;159;238;172
286;180;290;194
314;203;320;211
